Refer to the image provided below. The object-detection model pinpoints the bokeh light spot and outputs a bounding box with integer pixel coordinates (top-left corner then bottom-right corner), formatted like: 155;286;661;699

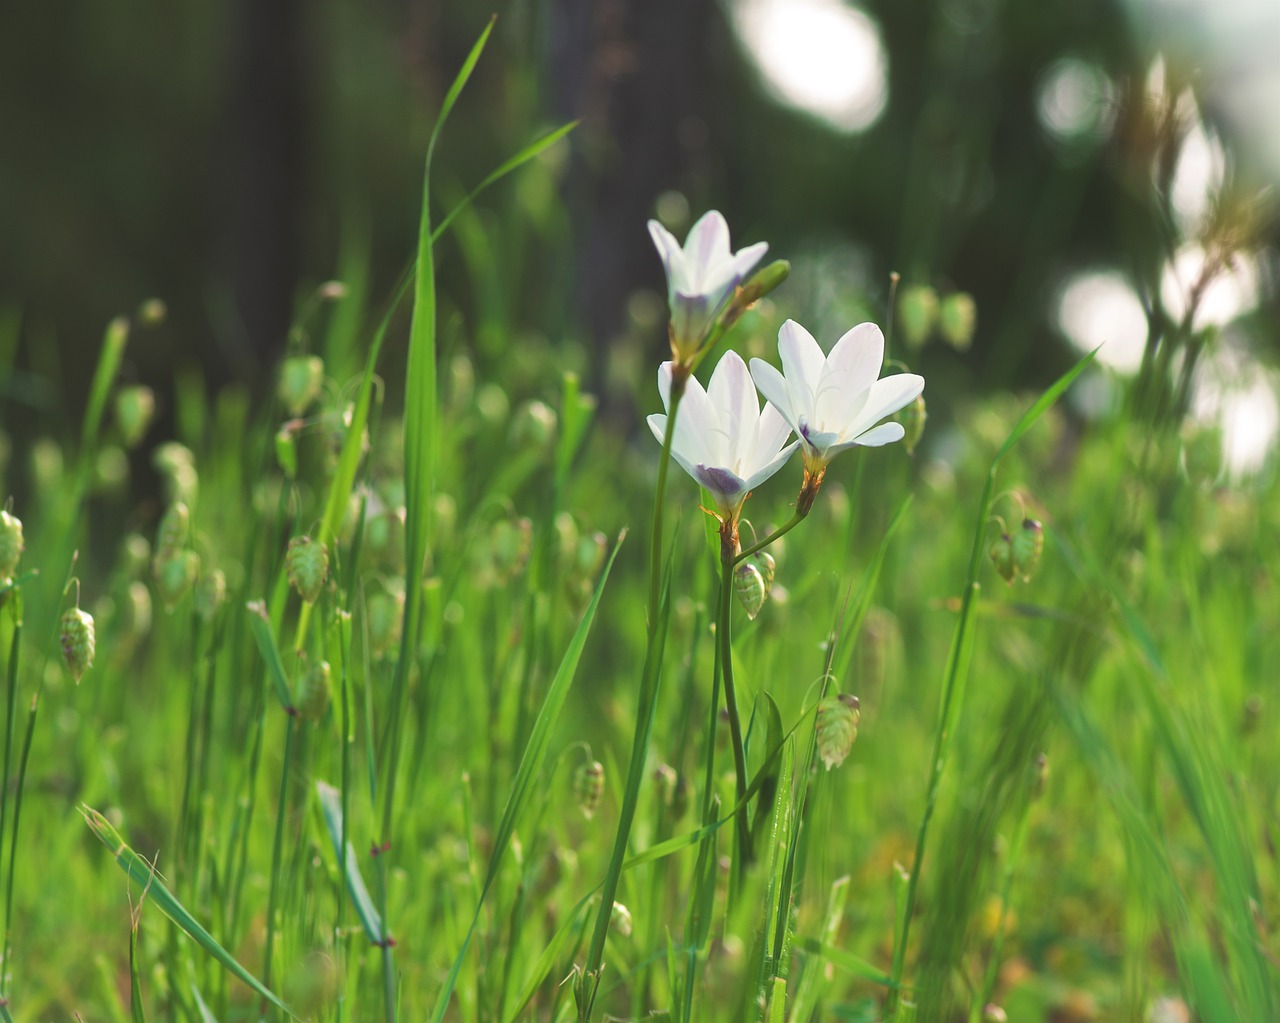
732;0;888;133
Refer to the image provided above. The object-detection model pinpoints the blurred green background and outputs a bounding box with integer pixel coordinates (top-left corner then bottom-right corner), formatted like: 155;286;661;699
0;0;1276;457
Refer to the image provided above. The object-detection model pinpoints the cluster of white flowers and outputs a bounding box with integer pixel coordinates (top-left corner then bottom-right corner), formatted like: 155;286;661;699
647;210;925;524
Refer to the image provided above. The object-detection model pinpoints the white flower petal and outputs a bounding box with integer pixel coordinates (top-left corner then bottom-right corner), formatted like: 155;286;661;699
647;221;685;293
728;240;769;282
845;421;905;448
754;401;795;468
777;320;825;420
683;211;731;288
814;322;884;431
742;439;802;493
850;374;924;434
707;351;758;467
750;358;796;428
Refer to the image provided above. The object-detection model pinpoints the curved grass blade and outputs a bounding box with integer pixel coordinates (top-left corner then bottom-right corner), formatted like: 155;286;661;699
433;120;578;243
429;531;625;1023
315;780;385;946
81;806;292;1016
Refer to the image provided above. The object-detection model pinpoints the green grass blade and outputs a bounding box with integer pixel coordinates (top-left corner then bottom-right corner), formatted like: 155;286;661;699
81;316;128;455
430;531;625;1023
432;120;578;244
129;924;145;1023
798;938;894;986
81;806;292;1016
190;979;219;1023
246;600;293;711
315;781;385;945
503;891;595;1023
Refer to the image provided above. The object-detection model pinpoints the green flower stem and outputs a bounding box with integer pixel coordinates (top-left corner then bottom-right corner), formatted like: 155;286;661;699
735;509;806;565
580;371;686;1021
0;599;21;1000
718;529;752;878
648;369;687;624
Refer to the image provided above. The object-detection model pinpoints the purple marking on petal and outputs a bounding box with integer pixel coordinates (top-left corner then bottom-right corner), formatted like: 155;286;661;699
694;465;745;497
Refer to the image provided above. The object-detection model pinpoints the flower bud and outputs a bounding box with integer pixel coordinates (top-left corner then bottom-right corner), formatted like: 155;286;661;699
816;694;860;770
278;355;325;417
722;259;791;328
60;607;95;683
982;1006;1007;1023
156;550;200;611
1012;518;1043;582
938;292;977;351
733;561;767;621
0;510;24;578
286;536;329;604
297;659;332;722
989;533;1016;585
114;386;156;448
573;759;605;819
195;568;227;622
897;284;938;349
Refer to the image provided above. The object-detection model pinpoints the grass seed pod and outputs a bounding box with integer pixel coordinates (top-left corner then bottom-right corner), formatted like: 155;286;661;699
1012;518;1044;581
286;536;329;604
0;509;23;578
816;694;860;770
60;607;95;683
574;759;605;819
734;561;766;620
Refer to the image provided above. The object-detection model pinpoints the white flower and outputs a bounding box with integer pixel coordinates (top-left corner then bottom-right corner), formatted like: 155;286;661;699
648;351;799;519
648;210;769;359
749;320;924;472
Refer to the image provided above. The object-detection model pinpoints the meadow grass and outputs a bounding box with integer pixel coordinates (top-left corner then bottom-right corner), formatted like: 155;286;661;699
0;28;1275;1023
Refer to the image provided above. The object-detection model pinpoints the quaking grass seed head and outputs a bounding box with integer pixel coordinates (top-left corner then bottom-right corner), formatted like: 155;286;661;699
114;385;156;448
297;660;332;722
0;509;24;578
734;561;766;620
278;355;325;417
156;550;200;611
989;532;1016;585
286;535;329;604
573;760;605;819
194;568;227;622
1012;518;1044;581
816;693;860;770
155;502;190;560
60;607;95;683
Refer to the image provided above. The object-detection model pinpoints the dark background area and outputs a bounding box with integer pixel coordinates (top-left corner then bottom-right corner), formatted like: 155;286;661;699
0;0;1272;439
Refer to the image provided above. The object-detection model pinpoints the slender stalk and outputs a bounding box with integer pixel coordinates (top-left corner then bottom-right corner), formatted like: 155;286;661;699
579;377;685;1020
735;509;805;565
262;711;298;1000
0;602;20;999
718;531;752;879
648;370;687;623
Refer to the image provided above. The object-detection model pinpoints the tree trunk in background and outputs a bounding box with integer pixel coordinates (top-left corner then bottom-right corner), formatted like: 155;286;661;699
549;0;714;395
225;0;305;367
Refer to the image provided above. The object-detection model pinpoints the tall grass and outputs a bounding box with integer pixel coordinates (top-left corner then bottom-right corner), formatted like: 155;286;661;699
0;21;1273;1023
